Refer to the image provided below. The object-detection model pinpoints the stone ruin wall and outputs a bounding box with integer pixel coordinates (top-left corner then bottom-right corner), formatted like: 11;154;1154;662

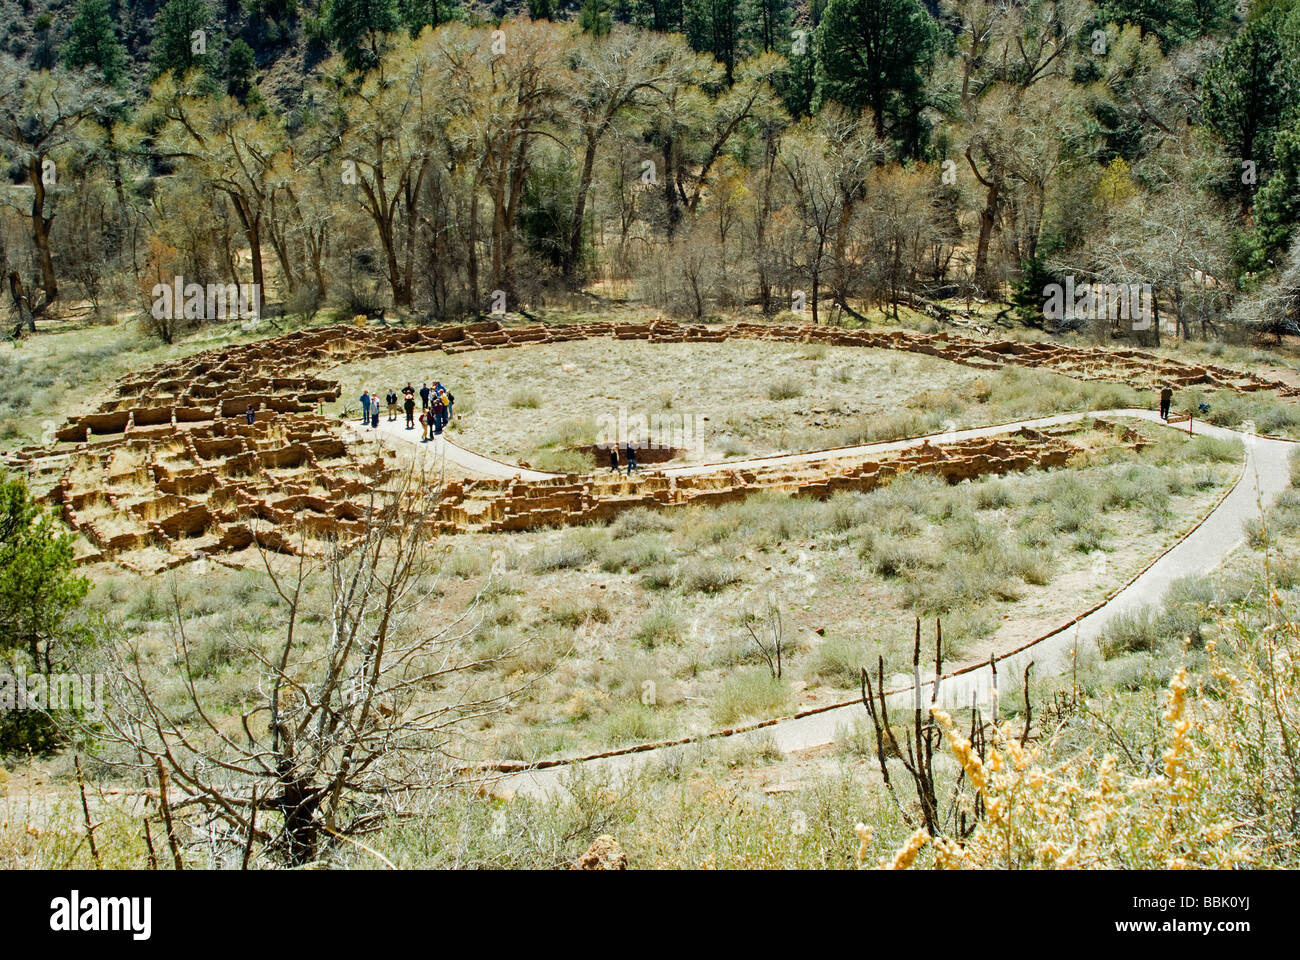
3;318;1279;570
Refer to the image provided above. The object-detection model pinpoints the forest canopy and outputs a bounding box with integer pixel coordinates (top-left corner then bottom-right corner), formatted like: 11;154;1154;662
2;0;1299;342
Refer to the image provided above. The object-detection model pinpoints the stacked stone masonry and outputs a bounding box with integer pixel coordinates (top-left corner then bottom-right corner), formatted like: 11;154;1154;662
5;317;1284;570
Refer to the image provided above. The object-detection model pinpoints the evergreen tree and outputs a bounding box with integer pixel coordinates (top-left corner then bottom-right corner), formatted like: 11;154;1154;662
1098;0;1201;47
31;13;59;70
636;0;685;31
815;0;940;154
744;0;790;54
152;0;217;78
582;0;614;35
1190;0;1238;32
329;0;400;71
0;474;92;755
777;16;816;118
1243;122;1300;273
685;0;740;82
0;476;89;670
226;37;256;100
1201;11;1298;201
400;0;459;35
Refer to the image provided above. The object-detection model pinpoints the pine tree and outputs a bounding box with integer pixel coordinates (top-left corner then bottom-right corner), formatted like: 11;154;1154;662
815;0;940;153
399;0;460;35
226;37;257;100
1098;0;1219;47
329;0;400;71
1201;10;1299;205
582;0;613;35
685;0;740;82
1244;123;1300;273
152;0;216;79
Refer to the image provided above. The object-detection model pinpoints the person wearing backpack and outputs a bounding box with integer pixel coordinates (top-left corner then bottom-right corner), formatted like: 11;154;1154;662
386;390;398;422
419;409;430;442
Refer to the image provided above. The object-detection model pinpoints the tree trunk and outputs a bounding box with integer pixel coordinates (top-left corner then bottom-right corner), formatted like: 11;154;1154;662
467;189;480;314
8;270;35;337
756;139;775;314
973;179;999;295
565;129;601;284
28;158;58;305
662;135;680;236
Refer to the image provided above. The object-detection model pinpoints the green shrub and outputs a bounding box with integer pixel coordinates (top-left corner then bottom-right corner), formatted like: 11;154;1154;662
710;670;791;726
767;377;804;401
610;508;674;539
598;536;670;573
678;560;742;594
445;548;491;580
1098;575;1217;657
539;597;610;628
867;535;927;578
1188;435;1242;463
529;529;606;573
532;449;593;474
597;703;671;746
974;479;1013;510
632;600;685;647
811;635;872;687
639;564;677;591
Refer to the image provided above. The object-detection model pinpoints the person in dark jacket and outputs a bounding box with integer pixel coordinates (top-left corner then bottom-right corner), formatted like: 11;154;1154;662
386;390;398;421
420;382;431;410
1159;384;1173;421
625;442;638;476
608;447;619;473
431;394;446;435
403;389;416;429
433;382;454;429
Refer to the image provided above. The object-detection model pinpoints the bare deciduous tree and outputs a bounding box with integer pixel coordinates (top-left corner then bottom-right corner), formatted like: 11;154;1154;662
98;469;529;867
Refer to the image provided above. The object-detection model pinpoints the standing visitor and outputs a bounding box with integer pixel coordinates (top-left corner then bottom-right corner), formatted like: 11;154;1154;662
431;393;446;435
433;381;454;433
420;382;431;412
1159;384;1173;421
360;389;371;424
403;387;416;429
386;390;398;422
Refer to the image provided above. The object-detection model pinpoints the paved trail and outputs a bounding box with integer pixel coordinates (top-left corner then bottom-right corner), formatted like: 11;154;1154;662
347;415;557;480
486;412;1290;796
351;406;1292;796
